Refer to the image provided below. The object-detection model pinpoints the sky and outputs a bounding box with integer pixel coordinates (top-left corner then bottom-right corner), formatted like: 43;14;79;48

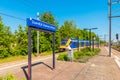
0;0;120;41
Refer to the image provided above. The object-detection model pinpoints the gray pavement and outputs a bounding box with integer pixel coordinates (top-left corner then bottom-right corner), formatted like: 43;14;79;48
1;47;120;80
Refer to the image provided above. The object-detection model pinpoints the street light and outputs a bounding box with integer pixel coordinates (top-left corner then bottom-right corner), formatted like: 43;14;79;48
92;36;96;51
37;12;40;56
84;28;98;50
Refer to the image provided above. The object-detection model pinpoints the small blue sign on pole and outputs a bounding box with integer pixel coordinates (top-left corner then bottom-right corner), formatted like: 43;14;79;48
26;18;56;32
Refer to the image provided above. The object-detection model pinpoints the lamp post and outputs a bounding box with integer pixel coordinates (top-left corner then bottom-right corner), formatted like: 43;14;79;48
92;36;96;51
108;0;120;57
77;36;79;51
37;12;40;56
84;28;98;50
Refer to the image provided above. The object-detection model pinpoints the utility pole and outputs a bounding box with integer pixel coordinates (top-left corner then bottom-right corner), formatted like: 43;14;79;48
108;0;120;57
37;12;39;56
108;0;111;57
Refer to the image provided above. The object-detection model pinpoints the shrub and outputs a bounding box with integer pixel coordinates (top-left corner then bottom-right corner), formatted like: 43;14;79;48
0;73;17;80
74;51;84;59
85;52;94;56
0;48;11;58
94;48;100;54
81;47;91;53
85;48;100;56
57;54;68;61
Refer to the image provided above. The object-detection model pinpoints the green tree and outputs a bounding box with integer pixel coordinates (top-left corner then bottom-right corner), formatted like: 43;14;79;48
31;12;60;53
13;25;28;56
59;20;80;39
0;17;14;58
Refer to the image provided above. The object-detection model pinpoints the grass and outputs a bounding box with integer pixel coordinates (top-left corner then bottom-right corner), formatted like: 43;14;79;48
39;51;52;56
0;55;27;64
0;73;17;80
0;51;54;64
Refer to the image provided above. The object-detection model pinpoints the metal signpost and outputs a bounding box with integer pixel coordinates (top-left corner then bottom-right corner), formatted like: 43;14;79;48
27;18;56;80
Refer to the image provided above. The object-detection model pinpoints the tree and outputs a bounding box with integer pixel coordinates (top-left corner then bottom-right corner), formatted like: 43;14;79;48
59;20;82;39
31;12;61;53
0;17;14;58
13;25;28;56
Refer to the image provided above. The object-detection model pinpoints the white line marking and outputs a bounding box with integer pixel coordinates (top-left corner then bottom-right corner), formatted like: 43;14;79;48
0;56;51;71
115;59;120;68
105;47;113;55
105;47;120;68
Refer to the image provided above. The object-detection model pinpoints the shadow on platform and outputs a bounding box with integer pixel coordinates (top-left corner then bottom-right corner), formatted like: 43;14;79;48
21;62;53;80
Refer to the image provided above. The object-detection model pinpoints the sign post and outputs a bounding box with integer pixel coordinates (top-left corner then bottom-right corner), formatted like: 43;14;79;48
27;18;56;80
28;27;32;80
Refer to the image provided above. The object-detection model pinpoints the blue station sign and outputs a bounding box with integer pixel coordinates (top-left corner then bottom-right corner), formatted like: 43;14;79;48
26;18;56;32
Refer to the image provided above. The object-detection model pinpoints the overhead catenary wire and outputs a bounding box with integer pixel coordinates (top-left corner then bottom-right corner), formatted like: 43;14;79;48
20;0;40;11
0;12;25;21
112;8;120;14
0;0;42;22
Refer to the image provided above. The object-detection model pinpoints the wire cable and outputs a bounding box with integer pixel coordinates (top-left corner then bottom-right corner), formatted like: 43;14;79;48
20;0;40;11
112;8;120;14
0;12;25;21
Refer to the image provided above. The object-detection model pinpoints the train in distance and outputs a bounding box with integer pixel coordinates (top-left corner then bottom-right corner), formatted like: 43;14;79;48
59;38;98;51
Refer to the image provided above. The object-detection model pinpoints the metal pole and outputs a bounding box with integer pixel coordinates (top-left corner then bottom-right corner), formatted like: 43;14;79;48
37;12;39;56
104;34;106;46
108;0;111;57
99;38;100;48
28;27;32;80
52;33;55;69
89;29;91;50
92;37;94;51
77;37;79;51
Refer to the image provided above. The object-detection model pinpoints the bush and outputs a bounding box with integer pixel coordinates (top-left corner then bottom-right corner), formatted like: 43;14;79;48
0;73;25;80
0;74;17;80
74;51;84;59
81;47;91;53
85;48;100;56
57;54;68;61
85;52;94;56
94;48;100;54
0;48;11;58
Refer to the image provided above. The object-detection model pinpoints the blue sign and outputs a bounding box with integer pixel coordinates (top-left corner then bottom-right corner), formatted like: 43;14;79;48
26;18;56;32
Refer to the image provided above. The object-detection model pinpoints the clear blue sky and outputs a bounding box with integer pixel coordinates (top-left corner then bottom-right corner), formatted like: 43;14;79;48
0;0;120;41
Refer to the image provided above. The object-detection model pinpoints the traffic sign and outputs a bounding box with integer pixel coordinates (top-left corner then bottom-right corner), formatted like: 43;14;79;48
26;18;56;32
